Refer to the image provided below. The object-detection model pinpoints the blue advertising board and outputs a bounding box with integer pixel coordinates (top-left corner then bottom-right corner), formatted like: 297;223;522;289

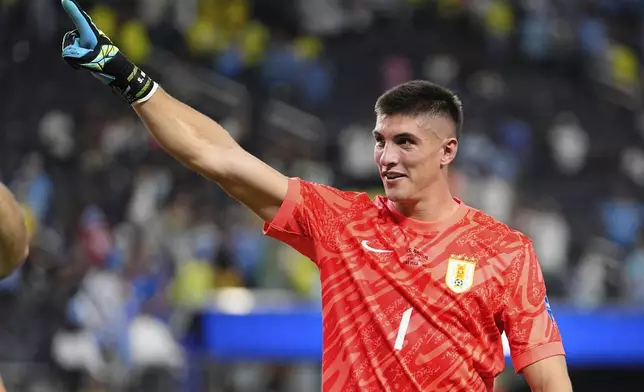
200;303;644;366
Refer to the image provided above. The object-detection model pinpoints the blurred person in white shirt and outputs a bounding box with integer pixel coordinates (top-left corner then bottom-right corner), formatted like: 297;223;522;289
515;198;570;294
625;231;644;304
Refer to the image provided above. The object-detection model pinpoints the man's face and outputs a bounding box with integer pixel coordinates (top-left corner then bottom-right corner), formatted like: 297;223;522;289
373;114;458;202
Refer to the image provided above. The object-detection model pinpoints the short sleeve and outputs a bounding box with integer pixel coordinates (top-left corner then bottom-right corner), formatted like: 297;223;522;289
263;178;365;264
502;242;565;372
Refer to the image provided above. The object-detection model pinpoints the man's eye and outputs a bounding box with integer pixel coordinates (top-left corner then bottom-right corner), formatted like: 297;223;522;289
375;139;385;146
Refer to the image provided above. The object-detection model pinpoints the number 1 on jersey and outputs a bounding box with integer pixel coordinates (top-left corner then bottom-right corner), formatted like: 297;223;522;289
394;308;413;350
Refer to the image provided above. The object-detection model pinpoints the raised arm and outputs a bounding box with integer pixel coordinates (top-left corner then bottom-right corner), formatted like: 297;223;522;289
59;0;287;221
132;90;287;221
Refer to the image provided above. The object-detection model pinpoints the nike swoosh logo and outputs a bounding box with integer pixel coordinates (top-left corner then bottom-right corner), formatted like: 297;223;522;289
361;240;393;253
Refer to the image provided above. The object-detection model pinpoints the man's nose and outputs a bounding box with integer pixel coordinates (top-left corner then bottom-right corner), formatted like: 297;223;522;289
379;143;399;167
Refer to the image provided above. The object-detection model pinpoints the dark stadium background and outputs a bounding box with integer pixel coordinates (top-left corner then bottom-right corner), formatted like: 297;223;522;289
1;0;644;391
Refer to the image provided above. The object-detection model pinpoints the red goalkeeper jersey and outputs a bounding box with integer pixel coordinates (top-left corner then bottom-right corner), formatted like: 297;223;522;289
264;179;565;392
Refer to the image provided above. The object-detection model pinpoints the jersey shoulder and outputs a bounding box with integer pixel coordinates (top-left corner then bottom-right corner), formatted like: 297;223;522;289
466;206;533;267
301;180;373;205
300;180;380;223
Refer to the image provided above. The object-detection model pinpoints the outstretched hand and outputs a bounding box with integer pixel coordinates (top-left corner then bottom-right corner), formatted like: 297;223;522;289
61;0;99;49
59;0;158;104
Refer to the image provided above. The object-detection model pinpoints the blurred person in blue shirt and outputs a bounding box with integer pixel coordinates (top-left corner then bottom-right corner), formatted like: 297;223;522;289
600;184;642;249
579;14;607;57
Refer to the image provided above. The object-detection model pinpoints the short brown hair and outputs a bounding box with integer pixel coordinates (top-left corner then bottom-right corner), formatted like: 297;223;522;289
375;80;464;138
0;184;28;277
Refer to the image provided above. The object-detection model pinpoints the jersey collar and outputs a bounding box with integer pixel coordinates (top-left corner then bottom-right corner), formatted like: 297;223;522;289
385;197;470;232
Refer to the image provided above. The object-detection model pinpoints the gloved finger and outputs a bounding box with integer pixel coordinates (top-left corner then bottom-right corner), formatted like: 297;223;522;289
62;41;94;62
61;30;92;63
61;30;78;51
61;0;98;49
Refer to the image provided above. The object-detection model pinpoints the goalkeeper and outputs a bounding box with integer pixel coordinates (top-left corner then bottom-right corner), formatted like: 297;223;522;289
59;2;572;391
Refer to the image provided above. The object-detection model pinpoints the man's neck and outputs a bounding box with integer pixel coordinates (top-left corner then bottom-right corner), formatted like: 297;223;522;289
393;184;459;223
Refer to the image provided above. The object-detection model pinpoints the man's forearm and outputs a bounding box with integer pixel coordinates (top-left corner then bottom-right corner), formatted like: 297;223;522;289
132;88;239;179
531;376;573;392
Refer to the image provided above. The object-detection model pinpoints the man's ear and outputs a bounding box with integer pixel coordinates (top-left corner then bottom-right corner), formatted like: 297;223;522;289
441;138;458;166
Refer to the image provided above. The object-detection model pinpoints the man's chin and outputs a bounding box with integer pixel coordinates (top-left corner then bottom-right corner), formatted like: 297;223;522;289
383;188;405;202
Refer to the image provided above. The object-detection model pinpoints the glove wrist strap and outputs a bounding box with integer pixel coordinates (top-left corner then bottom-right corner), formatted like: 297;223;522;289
109;62;157;105
102;53;157;105
132;81;159;105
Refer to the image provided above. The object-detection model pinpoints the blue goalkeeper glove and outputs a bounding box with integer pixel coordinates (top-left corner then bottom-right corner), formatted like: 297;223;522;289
60;0;158;105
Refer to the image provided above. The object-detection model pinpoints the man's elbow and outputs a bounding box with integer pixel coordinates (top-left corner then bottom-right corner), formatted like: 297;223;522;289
522;355;572;392
538;381;573;392
533;377;573;392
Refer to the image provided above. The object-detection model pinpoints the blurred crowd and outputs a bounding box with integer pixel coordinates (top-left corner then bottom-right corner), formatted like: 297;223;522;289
1;0;644;391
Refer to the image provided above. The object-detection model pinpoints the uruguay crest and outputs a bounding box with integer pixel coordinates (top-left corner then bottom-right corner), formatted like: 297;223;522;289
445;255;477;293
